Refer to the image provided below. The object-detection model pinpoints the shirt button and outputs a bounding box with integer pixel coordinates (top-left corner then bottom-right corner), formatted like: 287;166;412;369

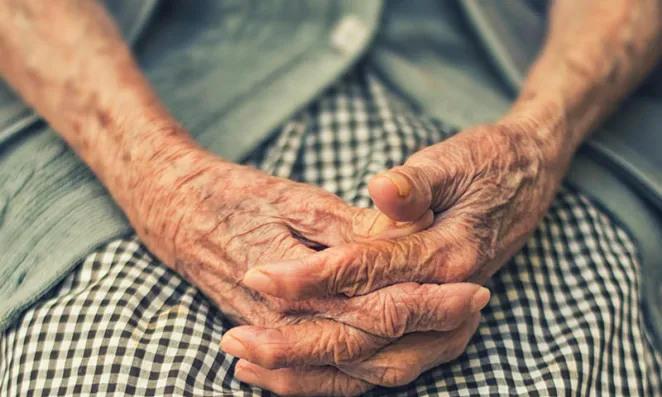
331;15;369;56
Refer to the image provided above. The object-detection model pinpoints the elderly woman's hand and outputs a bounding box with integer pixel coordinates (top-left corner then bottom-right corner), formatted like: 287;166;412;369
130;142;434;305
229;313;481;396
241;122;564;297
234;121;566;394
125;141;490;396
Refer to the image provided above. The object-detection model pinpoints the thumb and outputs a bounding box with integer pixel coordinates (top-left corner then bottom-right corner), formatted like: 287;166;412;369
309;205;434;246
368;162;447;222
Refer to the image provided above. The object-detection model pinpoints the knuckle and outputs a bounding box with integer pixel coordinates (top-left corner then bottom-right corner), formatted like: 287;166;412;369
399;284;468;332
404;284;451;330
431;228;480;282
381;300;406;338
255;329;289;369
333;246;373;296
417;240;455;283
400;237;435;280
335;375;372;397
378;286;417;337
271;378;299;397
270;233;303;259
314;330;344;364
374;362;420;387
259;348;286;370
350;208;379;239
331;327;371;365
433;290;469;330
445;338;471;362
448;244;481;281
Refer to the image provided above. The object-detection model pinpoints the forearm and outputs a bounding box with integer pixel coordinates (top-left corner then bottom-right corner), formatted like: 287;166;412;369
502;0;662;166
0;0;196;215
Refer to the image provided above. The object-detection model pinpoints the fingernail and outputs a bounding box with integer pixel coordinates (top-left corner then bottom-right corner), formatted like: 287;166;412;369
242;268;277;295
220;334;248;358
379;172;411;198
470;287;491;312
235;362;260;384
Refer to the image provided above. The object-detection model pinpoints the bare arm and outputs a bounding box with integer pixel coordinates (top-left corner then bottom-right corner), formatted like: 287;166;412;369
506;0;662;166
0;0;195;222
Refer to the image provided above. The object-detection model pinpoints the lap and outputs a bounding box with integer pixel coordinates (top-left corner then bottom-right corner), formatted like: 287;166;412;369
1;67;660;396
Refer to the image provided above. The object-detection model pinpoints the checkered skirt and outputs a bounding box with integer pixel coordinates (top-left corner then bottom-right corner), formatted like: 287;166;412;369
1;67;661;396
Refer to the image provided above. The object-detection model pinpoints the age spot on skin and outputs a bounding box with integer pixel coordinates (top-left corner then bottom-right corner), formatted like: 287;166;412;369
112;175;123;188
564;56;594;81
79;136;89;150
71;119;82;135
521;90;538;103
96;109;111;128
624;39;637;58
25;67;44;88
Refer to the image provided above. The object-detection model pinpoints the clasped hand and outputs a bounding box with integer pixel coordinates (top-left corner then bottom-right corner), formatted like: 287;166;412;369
132;124;555;396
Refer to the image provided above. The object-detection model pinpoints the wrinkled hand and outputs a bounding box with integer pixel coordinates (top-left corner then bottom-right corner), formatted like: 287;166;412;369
132;146;429;319
242;123;562;299
230;313;481;396
232;124;561;395
127;145;490;395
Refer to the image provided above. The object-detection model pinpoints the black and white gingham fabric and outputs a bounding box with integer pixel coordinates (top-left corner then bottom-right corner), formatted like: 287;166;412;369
1;67;661;396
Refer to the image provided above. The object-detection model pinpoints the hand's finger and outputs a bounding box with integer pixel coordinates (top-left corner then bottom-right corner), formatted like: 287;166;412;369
295;203;434;247
368;168;431;223
321;283;489;337
368;144;465;222
172;222;313;281
185;226;316;314
183;230;317;326
221;284;489;367
234;360;372;397
221;319;388;369
242;222;477;299
345;206;434;242
231;316;482;395
338;314;481;387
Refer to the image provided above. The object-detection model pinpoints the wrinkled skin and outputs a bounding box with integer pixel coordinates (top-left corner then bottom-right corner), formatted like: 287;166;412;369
237;123;565;395
232;314;481;396
128;146;490;395
243;124;561;298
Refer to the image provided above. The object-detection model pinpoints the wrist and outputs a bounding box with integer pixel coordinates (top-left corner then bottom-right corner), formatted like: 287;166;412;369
99;122;205;217
502;44;627;155
498;96;579;170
